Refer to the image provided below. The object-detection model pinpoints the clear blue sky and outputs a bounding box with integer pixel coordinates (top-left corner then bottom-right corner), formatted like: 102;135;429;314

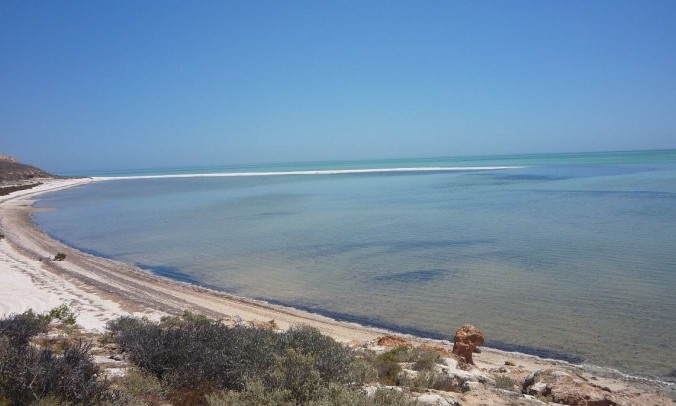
2;1;675;173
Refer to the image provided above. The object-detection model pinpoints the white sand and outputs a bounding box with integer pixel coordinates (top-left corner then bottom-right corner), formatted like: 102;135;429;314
0;179;131;330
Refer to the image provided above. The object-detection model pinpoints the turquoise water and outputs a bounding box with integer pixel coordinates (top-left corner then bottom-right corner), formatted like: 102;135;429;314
34;150;676;378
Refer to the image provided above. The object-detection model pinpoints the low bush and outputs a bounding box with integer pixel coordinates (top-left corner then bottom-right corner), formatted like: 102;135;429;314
270;348;322;403
0;311;110;405
0;183;41;197
107;314;370;404
111;368;169;405
281;325;356;385
368;346;411;385
49;303;78;325
54;252;66;261
105;312;466;404
348;356;378;384
412;348;439;372
0;309;50;347
495;374;518;390
159;310;212;329
206;382;416;406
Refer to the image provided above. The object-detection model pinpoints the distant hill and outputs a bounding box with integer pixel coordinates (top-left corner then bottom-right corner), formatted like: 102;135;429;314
0;154;59;185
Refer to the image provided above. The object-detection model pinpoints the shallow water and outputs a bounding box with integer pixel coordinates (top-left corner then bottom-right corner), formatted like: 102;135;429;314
34;150;676;378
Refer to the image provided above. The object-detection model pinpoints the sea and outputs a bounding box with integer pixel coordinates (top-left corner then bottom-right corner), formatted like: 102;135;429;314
33;150;676;379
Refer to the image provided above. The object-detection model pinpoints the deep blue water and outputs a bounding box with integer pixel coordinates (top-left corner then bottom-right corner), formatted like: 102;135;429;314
34;150;676;378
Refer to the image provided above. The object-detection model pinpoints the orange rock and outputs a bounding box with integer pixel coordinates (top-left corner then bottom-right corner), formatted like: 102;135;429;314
451;324;485;364
420;343;453;357
377;335;411;347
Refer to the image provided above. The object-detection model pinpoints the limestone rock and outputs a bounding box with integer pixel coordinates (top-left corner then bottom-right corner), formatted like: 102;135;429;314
415;393;455;405
437;357;490;384
398;368;419;384
524;369;620;406
461;380;482;392
451;324;485;364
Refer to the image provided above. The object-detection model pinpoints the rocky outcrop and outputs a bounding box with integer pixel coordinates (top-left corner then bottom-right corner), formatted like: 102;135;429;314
0;154;58;185
377;335;411;348
451;324;485;364
524;369;619;406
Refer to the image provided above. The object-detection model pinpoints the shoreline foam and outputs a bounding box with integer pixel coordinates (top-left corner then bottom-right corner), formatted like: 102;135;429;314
1;178;673;401
89;165;523;181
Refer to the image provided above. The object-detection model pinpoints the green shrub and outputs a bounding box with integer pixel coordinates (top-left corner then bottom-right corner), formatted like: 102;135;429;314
106;315;153;335
0;331;110;404
270;348;322;403
207;383;416;406
108;316;360;395
0;309;50;347
495;375;518;390
49;304;78;325
0;183;41;197
282;325;356;385
110;316;277;390
207;380;294;406
54;252;66;261
106;315;369;404
369;346;411;385
370;388;417;406
112;368;170;405
160;310;213;329
363;345;445;388
412;348;440;372
348;357;379;384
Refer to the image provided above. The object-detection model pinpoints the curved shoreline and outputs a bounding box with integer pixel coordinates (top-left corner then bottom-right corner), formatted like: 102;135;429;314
0;178;400;340
1;178;674;401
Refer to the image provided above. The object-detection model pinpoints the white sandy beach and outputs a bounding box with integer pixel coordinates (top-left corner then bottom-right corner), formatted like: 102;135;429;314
1;178;673;404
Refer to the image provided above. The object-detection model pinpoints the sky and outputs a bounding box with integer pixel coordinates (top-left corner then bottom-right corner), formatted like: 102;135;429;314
1;1;675;173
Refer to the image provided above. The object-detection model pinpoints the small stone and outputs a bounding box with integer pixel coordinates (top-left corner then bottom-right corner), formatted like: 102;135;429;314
362;385;379;397
461;380;482;392
504;360;516;366
416;393;453;405
528;382;549;395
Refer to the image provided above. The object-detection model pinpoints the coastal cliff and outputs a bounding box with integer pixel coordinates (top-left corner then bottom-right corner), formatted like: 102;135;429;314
0;154;59;186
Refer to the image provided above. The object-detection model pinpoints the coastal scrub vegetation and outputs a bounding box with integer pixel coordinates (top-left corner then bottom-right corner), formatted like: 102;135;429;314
1;309;441;405
0;307;110;405
53;252;67;261
106;312;416;405
0;183;41;197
